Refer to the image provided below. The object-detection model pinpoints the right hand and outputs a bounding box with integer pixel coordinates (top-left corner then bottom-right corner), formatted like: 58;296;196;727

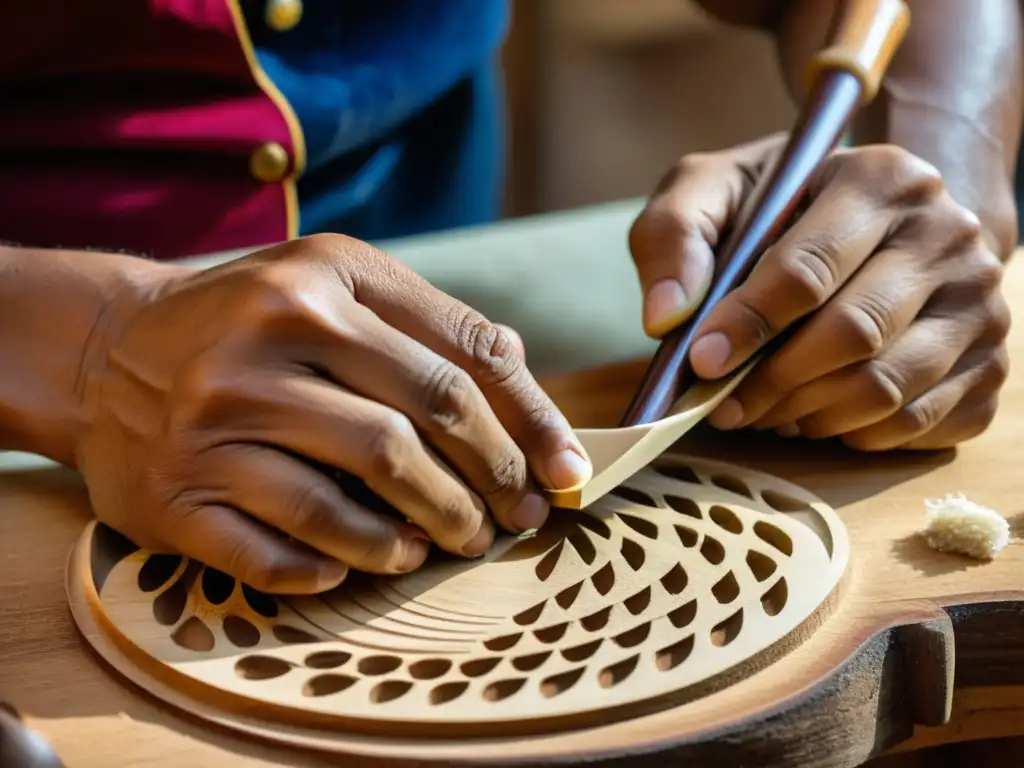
74;235;592;594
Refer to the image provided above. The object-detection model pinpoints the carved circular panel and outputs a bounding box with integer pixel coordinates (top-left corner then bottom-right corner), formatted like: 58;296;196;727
69;456;848;740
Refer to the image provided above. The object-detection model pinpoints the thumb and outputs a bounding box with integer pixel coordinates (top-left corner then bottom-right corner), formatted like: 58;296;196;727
628;140;771;339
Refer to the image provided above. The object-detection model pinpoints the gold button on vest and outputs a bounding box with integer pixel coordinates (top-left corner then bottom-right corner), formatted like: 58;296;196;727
265;0;303;32
250;141;291;182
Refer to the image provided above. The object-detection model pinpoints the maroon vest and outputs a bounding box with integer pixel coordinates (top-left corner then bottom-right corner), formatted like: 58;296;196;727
0;1;302;259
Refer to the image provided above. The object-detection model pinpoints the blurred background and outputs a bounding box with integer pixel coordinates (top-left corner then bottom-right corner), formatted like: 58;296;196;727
500;0;796;219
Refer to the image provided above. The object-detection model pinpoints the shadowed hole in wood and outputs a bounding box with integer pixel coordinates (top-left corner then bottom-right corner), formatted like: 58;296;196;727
761;578;788;616
567;529;597;565
541;667;586;698
581;607;611;632
620;538;645;571
710;609;743;647
709;505;743;535
761;489;811;512
513;601;545;626
483;678;526;702
599;655;639;688
152;577;188;627
241;584;279;618
200;567;235;605
613;622;651;648
710;475;753;498
555;581;583;609
665;495;702;519
754;521;794;556
304;651;351;669
273;625;319;644
625;586;652;615
138;554;182;593
483;633;522;652
302;674;356;697
534;623;568;644
668;599;698;629
235;655;292;680
660;564;688;595
578;515;612;539
711;571;740;604
357;655;402;676
561;639;602;662
369;680;412;704
534;542;563;581
408;659;452;680
171;616;214;652
656;635;694;671
460;657;501;677
512;651;552;672
609;486;658;507
618;513;659;540
429;681;469;705
675;525;699;548
701;536;725;565
591;562;615;595
654;463;702;484
746;550;777;582
223;615;260;648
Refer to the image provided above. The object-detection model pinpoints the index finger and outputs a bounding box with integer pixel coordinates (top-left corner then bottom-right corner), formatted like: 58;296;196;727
340;243;592;495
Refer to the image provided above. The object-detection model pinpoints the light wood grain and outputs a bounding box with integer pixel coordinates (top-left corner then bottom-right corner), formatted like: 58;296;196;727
2;251;1024;766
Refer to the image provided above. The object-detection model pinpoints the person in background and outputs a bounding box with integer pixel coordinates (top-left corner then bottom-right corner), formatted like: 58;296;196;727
0;0;1019;594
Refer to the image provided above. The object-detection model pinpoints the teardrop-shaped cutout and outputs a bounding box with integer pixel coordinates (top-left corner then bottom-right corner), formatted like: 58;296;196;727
369;680;412;704
761;577;789;616
241;584;279;618
461;657;501;677
660;564;688;595
430;682;468;705
305;650;351;669
655;463;701;484
624;586;652;615
152;579;188;626
484;633;522;652
512;651;552;672
711;571;740;604
761;489;810;512
619;513;659;540
235;655;292;680
578;515;612;539
541;667;586;698
710;609;743;647
513;601;545;626
483;678;526;702
303;674;355;697
656;635;695;671
591;561;615;595
620;538;646;571
598;656;639;688
534;623;568;644
675;525;699;548
746;550;777;582
200;567;235;605
668;599;698;629
581;606;611;632
710;474;753;498
561;639;602;662
609;486;657;507
613;622;651;648
409;658;452;680
223;615;260;648
171;616;214;652
665;495;702;519
535;542;564;581
273;624;318;644
567;529;597;565
138;554;182;593
754;521;794;556
556;581;583;609
709;505;743;534
700;536;725;565
358;655;402;676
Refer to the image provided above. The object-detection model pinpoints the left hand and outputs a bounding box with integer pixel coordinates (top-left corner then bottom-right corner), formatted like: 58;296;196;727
629;135;1011;451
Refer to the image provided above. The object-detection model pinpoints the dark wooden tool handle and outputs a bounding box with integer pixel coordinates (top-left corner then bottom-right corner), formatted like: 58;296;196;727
0;702;64;768
619;0;909;428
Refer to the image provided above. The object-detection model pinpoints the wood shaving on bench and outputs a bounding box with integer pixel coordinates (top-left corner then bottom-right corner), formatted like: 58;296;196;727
921;493;1010;560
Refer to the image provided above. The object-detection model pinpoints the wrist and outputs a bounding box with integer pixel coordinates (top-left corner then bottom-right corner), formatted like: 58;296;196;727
0;246;182;466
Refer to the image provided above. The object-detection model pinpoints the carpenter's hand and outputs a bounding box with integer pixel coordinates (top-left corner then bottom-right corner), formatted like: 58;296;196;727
630;135;1010;451
75;235;591;593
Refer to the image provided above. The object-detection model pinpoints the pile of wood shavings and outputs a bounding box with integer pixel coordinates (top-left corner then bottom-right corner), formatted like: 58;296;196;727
921;492;1010;560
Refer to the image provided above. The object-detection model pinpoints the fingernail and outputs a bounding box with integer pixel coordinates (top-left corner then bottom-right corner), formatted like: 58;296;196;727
316;561;349;592
544;448;593;490
461;519;495;558
644;279;688;336
509;493;549;533
708;398;743;430
691;332;732;377
775;423;800;438
396;538;431;572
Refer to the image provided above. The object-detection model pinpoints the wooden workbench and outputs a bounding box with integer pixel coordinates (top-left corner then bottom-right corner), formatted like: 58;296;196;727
3;204;1024;767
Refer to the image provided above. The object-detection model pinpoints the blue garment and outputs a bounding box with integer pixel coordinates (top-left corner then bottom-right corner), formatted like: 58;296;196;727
243;0;509;240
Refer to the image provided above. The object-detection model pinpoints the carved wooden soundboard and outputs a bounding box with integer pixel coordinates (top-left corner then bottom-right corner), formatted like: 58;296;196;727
67;454;848;760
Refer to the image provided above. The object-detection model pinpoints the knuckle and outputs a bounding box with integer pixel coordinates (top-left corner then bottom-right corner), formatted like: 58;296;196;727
853;145;945;203
942;202;985;249
980;346;1011;391
983;296;1013;344
629;205;698;258
778;241;840;308
432;496;479;540
860;360;906;411
284;483;337;539
445;307;525;388
834;297;893;357
169;357;240;431
364;412;417;481
963;248;1006;292
481;444;528;498
895;398;938;436
731;293;782;346
420;360;480;432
